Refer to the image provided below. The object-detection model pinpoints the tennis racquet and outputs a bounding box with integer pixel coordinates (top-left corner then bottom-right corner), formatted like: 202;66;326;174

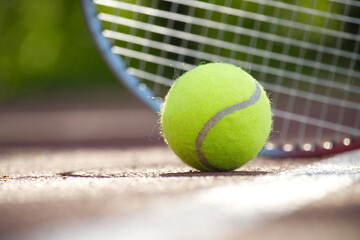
81;0;360;157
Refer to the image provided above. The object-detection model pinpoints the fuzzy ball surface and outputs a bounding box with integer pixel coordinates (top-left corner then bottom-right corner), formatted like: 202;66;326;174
161;62;272;171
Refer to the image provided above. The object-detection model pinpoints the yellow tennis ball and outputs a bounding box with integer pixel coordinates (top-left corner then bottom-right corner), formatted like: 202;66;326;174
161;62;272;171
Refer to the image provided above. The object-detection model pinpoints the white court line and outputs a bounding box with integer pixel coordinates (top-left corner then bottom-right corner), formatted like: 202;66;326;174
19;150;360;240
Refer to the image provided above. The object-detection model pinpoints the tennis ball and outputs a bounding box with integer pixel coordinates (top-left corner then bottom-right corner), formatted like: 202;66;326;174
161;62;272;172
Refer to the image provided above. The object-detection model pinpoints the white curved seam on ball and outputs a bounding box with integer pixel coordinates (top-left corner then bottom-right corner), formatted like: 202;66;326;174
195;80;262;171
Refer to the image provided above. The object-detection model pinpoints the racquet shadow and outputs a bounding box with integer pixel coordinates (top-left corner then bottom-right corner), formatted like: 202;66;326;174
55;170;271;179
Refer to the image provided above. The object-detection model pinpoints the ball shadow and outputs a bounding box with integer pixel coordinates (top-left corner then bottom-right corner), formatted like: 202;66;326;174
160;170;271;177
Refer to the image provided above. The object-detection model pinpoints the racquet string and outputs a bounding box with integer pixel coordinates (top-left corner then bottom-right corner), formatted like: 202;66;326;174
94;0;360;150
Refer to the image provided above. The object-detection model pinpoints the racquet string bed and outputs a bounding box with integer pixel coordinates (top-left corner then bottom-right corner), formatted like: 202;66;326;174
93;0;360;152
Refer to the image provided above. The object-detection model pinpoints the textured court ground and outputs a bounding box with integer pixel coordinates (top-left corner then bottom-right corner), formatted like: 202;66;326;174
1;146;359;240
0;102;359;240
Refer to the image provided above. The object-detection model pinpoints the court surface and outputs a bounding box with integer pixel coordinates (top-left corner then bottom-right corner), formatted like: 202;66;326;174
1;104;359;240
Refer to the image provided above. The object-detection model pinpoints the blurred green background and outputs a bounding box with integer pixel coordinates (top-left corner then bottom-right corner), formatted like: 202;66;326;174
0;0;121;106
1;0;356;107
